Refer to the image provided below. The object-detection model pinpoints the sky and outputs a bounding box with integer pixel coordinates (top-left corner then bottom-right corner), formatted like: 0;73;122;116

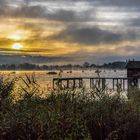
0;0;140;64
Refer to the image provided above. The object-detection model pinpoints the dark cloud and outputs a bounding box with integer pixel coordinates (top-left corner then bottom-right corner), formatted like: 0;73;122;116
49;26;136;45
0;54;77;64
0;0;6;5
128;18;140;27
13;5;46;18
0;0;139;64
27;0;140;6
0;0;10;16
0;0;139;23
0;4;91;22
46;10;78;22
45;9;95;22
0;0;46;18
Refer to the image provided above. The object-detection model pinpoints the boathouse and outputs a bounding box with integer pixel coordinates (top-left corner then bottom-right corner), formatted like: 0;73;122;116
125;61;140;88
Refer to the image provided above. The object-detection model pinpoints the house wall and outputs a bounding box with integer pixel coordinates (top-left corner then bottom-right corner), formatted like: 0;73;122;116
127;68;140;78
127;68;140;89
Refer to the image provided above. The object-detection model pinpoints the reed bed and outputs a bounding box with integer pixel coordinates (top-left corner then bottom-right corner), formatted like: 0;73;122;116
0;75;140;140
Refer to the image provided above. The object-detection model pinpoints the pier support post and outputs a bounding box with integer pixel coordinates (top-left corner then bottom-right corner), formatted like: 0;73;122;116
90;78;94;89
123;79;125;90
67;79;69;89
79;79;83;88
113;79;115;90
53;77;130;91
102;78;106;90
73;79;76;89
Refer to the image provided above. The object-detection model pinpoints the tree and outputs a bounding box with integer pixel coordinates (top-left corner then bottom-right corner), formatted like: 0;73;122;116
83;62;90;68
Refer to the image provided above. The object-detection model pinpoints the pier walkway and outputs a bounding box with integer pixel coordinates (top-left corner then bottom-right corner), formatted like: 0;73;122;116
53;77;139;90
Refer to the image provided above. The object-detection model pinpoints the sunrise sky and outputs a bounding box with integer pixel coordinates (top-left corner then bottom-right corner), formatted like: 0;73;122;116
0;0;140;64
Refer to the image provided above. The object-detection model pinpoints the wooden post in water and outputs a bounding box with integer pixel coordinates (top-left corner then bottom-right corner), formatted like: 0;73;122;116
122;79;125;90
117;79;118;87
79;79;83;88
73;79;76;89
90;78;92;89
120;79;123;90
90;78;94;89
53;79;55;89
102;78;106;89
67;79;69;89
113;78;115;90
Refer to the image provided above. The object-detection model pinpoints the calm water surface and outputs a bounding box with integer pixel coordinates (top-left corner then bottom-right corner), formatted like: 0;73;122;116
0;69;126;88
0;70;127;99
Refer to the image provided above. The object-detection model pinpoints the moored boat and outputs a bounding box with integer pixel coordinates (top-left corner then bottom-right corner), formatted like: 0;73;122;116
47;71;57;75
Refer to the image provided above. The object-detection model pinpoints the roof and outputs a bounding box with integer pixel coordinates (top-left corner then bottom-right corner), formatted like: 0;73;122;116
125;61;140;69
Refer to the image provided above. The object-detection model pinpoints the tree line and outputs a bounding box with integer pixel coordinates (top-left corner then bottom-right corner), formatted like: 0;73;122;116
0;61;126;70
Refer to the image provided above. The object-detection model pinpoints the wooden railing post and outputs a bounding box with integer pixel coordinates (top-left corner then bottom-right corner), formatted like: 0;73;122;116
79;78;83;88
102;78;106;89
73;79;76;89
113;78;115;90
123;79;125;90
53;77;131;91
67;79;69;89
53;79;55;89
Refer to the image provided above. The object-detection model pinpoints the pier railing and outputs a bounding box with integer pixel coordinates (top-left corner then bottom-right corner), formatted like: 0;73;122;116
53;77;139;90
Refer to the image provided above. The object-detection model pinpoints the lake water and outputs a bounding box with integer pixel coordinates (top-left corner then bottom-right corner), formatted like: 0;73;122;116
0;69;128;100
0;69;127;88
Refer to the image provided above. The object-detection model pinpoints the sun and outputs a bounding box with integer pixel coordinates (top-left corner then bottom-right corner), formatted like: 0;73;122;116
12;43;23;50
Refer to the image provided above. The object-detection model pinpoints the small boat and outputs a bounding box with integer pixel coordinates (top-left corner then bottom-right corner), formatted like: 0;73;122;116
67;70;72;73
69;70;72;73
47;71;57;75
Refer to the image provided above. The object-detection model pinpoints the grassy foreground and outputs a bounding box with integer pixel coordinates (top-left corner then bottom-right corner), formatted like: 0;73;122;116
0;76;140;140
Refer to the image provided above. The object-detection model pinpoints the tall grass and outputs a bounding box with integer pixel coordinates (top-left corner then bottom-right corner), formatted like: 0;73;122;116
0;75;140;140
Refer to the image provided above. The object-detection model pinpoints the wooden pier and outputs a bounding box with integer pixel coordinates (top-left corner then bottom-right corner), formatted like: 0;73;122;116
53;77;139;90
52;61;140;91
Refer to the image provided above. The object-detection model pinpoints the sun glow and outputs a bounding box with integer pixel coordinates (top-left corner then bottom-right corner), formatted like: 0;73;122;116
12;43;23;50
7;31;28;41
8;34;22;40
